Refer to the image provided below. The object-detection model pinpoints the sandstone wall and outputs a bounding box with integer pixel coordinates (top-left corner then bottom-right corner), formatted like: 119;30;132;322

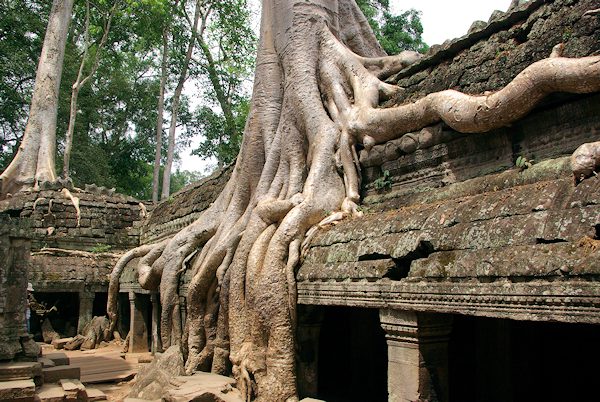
361;0;600;199
297;0;600;323
0;185;144;292
0;218;33;359
140;165;232;244
0;187;144;252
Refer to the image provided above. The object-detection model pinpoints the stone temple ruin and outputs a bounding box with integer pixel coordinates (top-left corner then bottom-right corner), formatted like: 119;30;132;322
1;0;599;400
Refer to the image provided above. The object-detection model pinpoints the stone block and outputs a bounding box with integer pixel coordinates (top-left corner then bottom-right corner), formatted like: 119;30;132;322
36;384;65;402
38;357;56;368
44;352;70;366
51;337;73;350
86;387;108;401
0;379;36;401
0;361;42;381
59;378;86;401
42;366;80;383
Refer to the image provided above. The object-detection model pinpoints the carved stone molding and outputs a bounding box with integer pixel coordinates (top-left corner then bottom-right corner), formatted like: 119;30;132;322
297;279;600;324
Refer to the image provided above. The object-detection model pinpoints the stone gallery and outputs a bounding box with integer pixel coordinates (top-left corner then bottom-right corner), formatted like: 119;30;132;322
1;0;599;401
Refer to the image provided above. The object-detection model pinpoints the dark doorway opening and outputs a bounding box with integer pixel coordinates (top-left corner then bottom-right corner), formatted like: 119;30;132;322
449;315;600;402
317;306;388;402
92;292;108;317
30;291;79;340
117;292;130;339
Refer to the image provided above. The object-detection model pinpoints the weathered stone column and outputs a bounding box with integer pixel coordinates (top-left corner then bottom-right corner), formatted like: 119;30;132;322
379;309;453;402
128;292;149;353
150;293;161;354
0;227;39;360
77;291;95;334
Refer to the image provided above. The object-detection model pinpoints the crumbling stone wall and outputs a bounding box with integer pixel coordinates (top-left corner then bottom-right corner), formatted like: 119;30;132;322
141;165;232;243
390;0;599;100
0;185;144;294
361;0;600;198
0;217;37;360
297;0;600;324
0;186;144;252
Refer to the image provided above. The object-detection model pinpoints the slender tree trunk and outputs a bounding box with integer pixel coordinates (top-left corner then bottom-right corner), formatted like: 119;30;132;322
63;1;116;179
0;0;74;197
152;28;170;204
161;0;202;201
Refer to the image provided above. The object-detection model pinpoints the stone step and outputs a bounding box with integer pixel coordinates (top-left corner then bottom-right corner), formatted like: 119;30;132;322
35;384;65;402
59;378;86;401
85;387;108;401
0;379;36;401
38;357;56;368
43;352;70;366
0;361;43;381
42;366;80;383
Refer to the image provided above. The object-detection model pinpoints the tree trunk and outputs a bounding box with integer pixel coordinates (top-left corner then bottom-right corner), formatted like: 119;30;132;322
0;0;74;197
63;0;115;179
161;0;202;201
108;1;600;400
152;28;170;204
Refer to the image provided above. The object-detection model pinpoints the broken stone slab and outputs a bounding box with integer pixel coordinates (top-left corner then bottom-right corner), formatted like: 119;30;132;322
0;361;42;381
43;352;70;366
38;357;56;368
0;379;36;401
128;345;185;399
59;378;86;401
64;335;85;350
86;387;108;401
51;337;74;350
36;383;65;402
42;366;80;383
163;372;242;402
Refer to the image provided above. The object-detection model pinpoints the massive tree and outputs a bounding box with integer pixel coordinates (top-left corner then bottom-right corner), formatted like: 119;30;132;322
0;0;73;197
108;0;600;400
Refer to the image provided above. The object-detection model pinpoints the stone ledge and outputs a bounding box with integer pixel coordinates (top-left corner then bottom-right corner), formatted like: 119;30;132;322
297;279;600;324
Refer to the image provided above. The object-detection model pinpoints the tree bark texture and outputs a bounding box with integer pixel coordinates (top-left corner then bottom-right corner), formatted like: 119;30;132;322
152;28;170;204
0;0;74;197
108;1;600;400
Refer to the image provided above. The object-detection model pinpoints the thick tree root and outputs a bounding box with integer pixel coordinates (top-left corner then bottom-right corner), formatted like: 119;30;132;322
572;141;600;183
106;2;600;401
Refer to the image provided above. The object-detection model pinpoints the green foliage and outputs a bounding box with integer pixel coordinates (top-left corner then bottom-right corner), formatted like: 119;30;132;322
90;243;112;253
515;156;534;170
191;0;256;167
356;0;428;54
170;169;203;194
0;0;253;197
373;169;392;190
191;99;249;166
